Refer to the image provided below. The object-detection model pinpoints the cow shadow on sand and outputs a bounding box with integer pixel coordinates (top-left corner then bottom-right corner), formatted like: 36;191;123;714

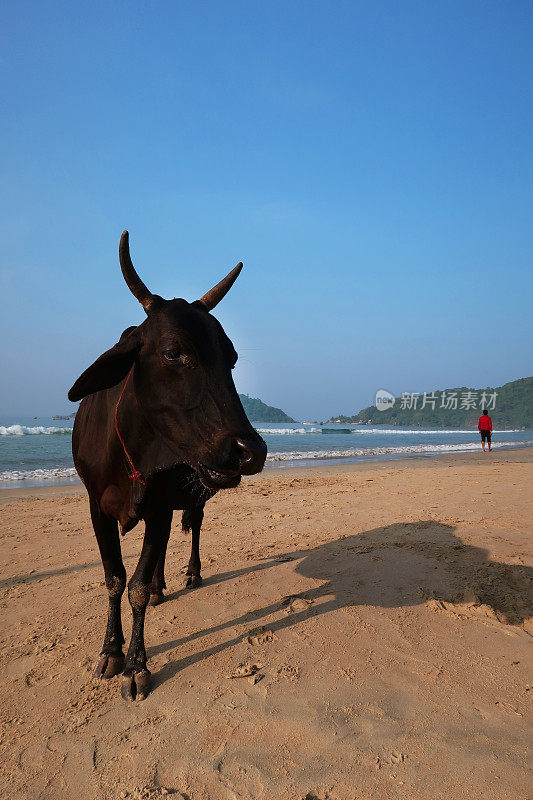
149;521;532;690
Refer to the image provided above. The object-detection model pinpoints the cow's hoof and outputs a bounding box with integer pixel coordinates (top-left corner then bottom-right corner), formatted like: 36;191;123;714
149;592;165;606
93;653;125;679
185;574;202;589
121;670;151;702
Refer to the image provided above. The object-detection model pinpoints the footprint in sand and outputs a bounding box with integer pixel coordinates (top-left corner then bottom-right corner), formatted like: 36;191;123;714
280;595;313;614
226;662;262;679
247;627;276;645
376;751;408;769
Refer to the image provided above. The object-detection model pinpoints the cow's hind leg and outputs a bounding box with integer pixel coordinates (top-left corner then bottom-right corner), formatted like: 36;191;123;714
149;510;173;606
90;498;126;679
122;508;172;701
183;506;204;588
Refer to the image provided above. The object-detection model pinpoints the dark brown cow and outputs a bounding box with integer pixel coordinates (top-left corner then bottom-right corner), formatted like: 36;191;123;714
68;232;267;700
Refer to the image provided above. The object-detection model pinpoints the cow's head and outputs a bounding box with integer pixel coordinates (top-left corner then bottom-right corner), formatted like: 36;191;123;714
68;232;267;489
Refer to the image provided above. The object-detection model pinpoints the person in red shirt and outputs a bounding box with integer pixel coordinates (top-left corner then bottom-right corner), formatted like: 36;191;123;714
478;409;493;452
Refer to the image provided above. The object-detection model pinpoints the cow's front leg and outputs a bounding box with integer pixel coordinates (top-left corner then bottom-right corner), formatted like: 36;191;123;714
122;508;172;701
90;498;127;679
149;510;172;605
183;506;204;588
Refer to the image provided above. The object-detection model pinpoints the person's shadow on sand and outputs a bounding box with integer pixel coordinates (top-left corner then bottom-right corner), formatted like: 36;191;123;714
150;521;532;689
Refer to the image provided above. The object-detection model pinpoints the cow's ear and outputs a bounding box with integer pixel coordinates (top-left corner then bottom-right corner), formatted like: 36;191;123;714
68;331;141;402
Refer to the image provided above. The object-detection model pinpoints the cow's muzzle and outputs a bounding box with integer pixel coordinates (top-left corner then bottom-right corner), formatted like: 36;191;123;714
197;434;267;489
197;463;241;490
234;436;267;475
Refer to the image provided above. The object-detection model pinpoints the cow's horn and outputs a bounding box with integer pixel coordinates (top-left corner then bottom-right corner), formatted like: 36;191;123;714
119;231;154;312
198;262;243;311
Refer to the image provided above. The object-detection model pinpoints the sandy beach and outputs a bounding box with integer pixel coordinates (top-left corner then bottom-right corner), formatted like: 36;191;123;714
0;449;531;800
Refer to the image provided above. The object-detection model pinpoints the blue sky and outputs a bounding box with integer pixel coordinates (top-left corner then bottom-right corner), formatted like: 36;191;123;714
1;0;532;420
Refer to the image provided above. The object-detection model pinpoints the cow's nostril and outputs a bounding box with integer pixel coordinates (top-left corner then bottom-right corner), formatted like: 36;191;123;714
235;437;267;474
235;438;253;464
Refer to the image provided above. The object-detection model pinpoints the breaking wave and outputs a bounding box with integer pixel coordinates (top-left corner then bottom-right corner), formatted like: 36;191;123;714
1;424;519;438
266;440;533;462
0;467;78;482
349;428;519;435
256;427;519;436
255;427;320;434
0;425;73;436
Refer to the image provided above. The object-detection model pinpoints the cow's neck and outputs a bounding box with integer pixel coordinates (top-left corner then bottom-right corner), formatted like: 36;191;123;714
113;378;190;487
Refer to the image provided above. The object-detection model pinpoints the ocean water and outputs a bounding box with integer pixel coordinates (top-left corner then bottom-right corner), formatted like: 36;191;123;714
0;416;531;489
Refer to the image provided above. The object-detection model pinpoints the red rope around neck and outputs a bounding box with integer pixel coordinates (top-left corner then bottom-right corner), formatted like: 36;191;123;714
114;366;146;485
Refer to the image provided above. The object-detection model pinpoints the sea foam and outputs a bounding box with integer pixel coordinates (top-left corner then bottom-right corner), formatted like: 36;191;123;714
350;428;519;435
0;425;72;436
254;427;320;435
0;467;78;482
256;427;519;436
265;440;533;461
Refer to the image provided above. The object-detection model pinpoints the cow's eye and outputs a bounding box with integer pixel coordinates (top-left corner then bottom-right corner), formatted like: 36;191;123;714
163;348;181;362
